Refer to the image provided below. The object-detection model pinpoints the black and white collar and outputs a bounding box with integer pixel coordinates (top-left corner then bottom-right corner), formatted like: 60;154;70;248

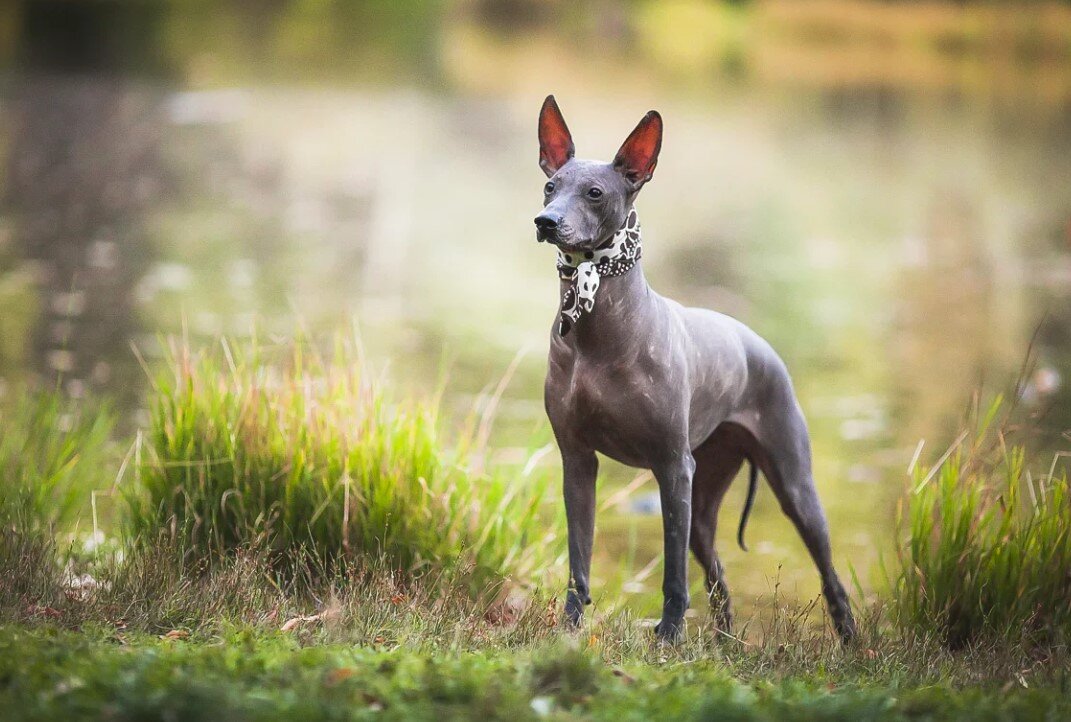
556;207;642;336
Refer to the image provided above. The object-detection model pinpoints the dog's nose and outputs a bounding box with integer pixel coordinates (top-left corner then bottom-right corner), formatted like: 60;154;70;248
534;214;560;233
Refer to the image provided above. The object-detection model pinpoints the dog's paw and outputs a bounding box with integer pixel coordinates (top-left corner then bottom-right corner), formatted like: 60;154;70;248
564;596;587;628
563;588;593;624
835;615;859;647
653;618;685;644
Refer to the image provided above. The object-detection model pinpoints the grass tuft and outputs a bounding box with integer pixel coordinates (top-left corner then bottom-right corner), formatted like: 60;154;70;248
896;396;1071;648
125;335;553;594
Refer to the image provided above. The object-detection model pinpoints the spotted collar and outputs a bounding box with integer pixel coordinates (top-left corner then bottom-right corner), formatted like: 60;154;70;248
556;207;642;336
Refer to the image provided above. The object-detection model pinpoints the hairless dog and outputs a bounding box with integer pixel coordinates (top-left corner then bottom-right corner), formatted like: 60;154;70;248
534;95;857;643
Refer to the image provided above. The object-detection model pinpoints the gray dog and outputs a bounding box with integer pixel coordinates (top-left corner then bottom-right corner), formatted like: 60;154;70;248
534;95;856;643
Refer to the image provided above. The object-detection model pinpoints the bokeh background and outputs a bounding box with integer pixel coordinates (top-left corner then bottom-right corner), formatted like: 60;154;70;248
2;0;1071;617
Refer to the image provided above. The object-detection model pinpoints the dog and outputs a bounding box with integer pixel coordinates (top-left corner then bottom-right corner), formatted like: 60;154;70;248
534;95;857;643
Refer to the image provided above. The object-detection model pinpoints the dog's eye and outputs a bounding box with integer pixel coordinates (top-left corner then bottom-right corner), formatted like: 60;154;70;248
587;187;603;199
544;182;555;195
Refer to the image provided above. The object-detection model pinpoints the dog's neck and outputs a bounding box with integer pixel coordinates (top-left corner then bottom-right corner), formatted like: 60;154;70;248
557;261;651;354
555;207;643;336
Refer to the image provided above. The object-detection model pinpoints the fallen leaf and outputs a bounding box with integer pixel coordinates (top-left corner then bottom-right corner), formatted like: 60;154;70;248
27;605;62;619
281;602;343;631
281;613;323;632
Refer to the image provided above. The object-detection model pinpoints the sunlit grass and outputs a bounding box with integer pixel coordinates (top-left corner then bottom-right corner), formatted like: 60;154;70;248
2;536;1069;722
125;334;556;594
1;371;1070;718
0;388;114;535
896;397;1071;648
4;622;1067;722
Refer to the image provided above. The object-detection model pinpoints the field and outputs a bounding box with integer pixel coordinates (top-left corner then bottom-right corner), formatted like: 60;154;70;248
1;337;1069;721
2;536;1069;722
3;627;1069;721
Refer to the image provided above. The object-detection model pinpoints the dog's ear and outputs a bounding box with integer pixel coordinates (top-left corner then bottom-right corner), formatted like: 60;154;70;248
538;95;575;177
613;111;662;189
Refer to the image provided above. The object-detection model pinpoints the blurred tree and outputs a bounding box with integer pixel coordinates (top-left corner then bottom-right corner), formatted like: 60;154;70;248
1;1;171;407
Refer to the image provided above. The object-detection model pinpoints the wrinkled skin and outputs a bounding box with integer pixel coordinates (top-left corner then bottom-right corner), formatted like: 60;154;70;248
534;95;857;644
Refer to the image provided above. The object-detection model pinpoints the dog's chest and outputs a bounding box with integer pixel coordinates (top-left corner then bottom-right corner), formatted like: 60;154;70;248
547;353;684;466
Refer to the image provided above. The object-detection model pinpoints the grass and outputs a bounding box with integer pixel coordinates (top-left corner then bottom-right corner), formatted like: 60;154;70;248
3;625;1070;722
896;396;1071;648
2;336;1071;719
2;534;1070;722
126;335;554;594
0;388;114;536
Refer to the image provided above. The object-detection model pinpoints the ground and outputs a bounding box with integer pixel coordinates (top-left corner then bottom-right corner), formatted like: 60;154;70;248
2;622;1068;722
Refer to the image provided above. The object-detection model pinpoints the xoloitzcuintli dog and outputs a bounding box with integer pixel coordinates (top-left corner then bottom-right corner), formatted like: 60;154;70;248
534;95;857;644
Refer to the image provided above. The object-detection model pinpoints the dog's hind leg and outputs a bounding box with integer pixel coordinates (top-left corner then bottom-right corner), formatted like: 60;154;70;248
748;406;858;643
689;426;747;632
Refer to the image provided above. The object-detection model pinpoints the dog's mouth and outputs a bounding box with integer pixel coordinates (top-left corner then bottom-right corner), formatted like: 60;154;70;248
550;238;592;252
537;230;594;251
534;228;557;244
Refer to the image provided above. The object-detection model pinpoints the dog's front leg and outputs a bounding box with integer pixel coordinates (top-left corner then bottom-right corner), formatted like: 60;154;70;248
561;448;598;627
653;450;696;642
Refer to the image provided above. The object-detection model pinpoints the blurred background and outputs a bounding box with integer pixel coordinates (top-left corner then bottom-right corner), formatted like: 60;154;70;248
1;0;1070;615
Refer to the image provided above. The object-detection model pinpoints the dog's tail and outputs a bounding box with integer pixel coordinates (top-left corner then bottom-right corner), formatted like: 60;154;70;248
737;459;759;552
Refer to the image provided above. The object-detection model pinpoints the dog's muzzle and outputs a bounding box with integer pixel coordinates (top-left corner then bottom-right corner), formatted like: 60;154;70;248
534;213;562;243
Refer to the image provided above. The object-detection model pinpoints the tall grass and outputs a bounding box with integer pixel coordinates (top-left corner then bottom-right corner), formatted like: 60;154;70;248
0;388;114;535
126;335;554;593
897;397;1071;648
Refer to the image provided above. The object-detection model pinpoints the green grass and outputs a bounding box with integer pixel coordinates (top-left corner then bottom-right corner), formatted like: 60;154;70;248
3;533;1069;707
126;335;554;594
896;397;1071;648
0;388;114;535
2;537;1069;722
1;626;1067;722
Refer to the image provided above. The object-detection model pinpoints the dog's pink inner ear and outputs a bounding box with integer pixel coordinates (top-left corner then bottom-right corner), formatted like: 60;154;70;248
539;95;575;177
613;111;662;186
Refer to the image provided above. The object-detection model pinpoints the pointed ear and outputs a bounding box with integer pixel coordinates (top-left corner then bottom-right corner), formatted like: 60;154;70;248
613;111;662;188
538;95;575;177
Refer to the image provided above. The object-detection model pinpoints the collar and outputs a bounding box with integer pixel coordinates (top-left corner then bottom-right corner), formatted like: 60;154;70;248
555;207;642;336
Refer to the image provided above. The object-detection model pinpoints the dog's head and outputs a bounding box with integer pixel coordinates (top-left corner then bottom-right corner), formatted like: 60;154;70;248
534;95;662;251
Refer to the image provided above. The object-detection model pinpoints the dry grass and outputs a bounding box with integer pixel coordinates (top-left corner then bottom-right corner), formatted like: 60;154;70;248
1;531;1067;691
